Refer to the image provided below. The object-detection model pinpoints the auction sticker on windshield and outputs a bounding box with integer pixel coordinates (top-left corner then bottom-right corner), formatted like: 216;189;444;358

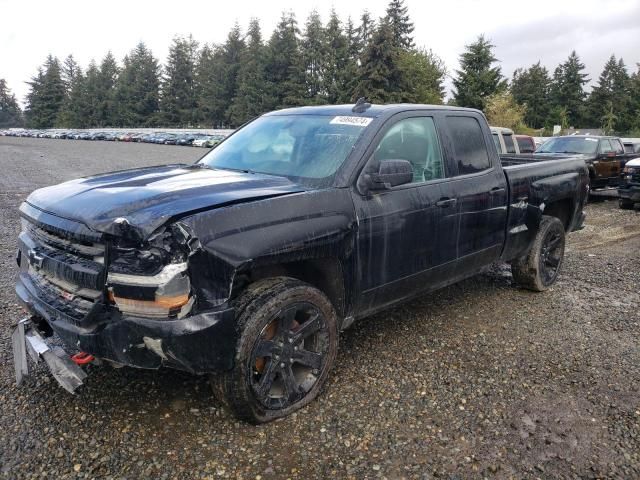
330;116;372;126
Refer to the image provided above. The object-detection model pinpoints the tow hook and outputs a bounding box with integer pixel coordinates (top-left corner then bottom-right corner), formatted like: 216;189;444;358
71;352;95;366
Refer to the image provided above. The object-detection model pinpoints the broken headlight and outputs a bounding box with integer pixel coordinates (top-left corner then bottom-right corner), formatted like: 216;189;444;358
107;224;194;319
108;262;193;319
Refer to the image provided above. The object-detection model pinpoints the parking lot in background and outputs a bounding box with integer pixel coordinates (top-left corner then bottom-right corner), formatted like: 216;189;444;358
0;137;639;479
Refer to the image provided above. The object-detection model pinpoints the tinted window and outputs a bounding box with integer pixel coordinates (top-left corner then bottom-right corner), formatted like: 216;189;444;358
537;137;598;154
503;134;516;154
447;116;491;175
624;143;634;153
492;133;501;152
517;136;535;153
600;139;614;154
612;139;624;154
374;117;445;183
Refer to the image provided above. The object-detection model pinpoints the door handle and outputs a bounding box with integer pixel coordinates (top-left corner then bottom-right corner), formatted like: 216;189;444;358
436;198;457;208
489;187;506;195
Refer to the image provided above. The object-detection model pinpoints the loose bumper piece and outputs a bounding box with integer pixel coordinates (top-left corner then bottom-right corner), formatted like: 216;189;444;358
11;317;87;393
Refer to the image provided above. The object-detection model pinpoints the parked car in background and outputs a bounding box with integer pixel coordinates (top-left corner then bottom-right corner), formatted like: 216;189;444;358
193;134;224;148
535;135;635;190
490;127;535;154
176;134;200;146
515;135;536;153
618;157;640;209
622;139;640;155
162;133;179;145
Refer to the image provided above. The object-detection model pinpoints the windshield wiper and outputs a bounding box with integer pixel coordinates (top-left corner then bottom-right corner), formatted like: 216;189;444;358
187;163;258;175
187;162;213;169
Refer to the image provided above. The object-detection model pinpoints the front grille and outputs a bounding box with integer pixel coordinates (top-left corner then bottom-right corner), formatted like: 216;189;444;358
20;219;106;313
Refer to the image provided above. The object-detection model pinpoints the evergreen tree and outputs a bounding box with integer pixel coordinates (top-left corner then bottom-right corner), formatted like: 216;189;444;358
56;55;83;127
25;55;66;128
586;55;631;132
357;11;376;55
511;62;551;129
323;10;351;104
114;42;161;127
452;35;506;110
630;64;640;133
96;52;119;126
264;12;306;109
160;35;199;126
396;48;446;104
549;51;589;127
81;61;101;127
0;78;23;127
301;10;327;103
61;55;81;92
197;24;246;127
355;20;402;103
228;19;268;126
220;23;247;124
342;16;362;101
384;0;414;49
196;44;226;127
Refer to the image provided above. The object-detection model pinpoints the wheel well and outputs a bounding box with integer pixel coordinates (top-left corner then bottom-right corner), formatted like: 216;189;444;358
544;198;573;231
244;258;346;316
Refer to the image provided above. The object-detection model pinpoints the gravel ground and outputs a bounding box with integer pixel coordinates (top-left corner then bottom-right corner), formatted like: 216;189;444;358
0;137;638;479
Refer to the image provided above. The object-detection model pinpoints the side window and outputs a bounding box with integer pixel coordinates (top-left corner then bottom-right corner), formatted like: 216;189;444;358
600;139;614;154
517;136;535;153
503;134;516;154
492;133;501;153
446;116;491;175
612;139;624;154
373;117;445;183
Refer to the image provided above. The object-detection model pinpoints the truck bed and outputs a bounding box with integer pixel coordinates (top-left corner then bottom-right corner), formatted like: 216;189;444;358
499;155;589;262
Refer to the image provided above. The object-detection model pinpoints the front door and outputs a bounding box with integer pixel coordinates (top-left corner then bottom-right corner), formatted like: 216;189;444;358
352;114;459;314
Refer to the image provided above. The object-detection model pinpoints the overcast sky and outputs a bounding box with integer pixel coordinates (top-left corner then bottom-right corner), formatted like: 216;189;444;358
1;0;639;106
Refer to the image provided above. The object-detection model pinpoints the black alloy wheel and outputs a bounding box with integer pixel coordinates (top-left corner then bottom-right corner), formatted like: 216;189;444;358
250;302;330;410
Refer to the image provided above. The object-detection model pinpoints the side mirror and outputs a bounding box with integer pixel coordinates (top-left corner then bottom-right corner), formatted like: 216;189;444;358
369;159;413;190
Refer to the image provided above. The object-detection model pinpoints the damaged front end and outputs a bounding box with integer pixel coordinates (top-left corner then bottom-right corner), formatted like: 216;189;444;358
14;203;238;392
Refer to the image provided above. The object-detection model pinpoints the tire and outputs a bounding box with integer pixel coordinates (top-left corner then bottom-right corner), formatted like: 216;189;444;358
214;277;338;423
619;198;634;210
511;215;566;292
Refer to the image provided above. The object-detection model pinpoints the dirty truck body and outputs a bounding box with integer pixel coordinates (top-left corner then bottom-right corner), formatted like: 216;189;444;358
14;104;589;422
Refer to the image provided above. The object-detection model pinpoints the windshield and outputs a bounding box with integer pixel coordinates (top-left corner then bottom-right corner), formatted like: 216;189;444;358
198;114;369;181
537;137;598;154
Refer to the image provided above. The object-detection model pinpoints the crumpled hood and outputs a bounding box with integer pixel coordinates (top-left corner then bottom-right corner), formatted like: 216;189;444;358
25;164;305;240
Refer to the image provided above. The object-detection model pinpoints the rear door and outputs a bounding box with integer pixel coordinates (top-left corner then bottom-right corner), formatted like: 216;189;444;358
597;139;622;181
440;114;508;276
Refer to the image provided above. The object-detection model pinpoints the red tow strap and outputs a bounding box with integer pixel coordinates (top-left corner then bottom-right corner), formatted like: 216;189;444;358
71;352;94;365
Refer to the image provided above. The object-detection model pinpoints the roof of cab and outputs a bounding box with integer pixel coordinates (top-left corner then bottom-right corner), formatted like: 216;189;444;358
490;126;514;134
265;103;482;118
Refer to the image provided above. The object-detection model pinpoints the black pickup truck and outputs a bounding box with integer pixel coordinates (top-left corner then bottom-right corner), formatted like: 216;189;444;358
535;135;633;190
12;103;589;423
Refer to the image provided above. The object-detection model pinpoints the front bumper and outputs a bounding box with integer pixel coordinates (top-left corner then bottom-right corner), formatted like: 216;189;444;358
16;272;238;375
618;185;640;202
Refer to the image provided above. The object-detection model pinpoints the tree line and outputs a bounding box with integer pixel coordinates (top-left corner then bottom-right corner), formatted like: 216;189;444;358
11;1;443;130
1;0;639;135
